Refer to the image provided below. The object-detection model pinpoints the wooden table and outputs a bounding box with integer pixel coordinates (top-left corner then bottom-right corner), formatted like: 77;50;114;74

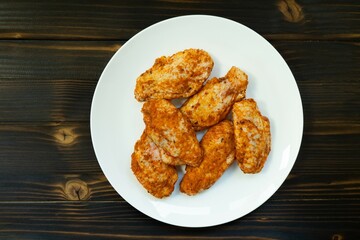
0;1;359;239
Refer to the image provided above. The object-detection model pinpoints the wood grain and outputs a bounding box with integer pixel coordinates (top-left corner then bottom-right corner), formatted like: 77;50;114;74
0;0;359;41
0;170;358;202
0;124;358;176
0;41;120;80
0;121;358;201
0;174;116;201
0;41;359;135
0;200;358;239
0;123;97;174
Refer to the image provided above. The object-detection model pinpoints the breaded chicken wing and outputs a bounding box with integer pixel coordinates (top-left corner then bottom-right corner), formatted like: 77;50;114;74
135;49;214;101
232;99;271;173
142;99;203;166
180;66;248;130
180;120;235;195
131;132;178;198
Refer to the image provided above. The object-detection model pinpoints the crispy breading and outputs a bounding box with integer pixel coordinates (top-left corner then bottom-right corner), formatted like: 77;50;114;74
144;128;185;166
142;99;203;167
232;99;271;173
131;132;178;198
134;49;214;101
180;66;248;130
180;120;235;195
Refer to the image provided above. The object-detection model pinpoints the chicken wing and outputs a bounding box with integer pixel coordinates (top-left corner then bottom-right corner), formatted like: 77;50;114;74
142;99;203;166
180;120;235;195
131;132;178;198
180;66;248;130
134;49;214;101
232;99;271;173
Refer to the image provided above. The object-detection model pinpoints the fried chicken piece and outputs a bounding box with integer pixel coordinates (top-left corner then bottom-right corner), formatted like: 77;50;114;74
142;99;203;166
131;132;178;198
180;66;248;130
232;99;271;173
180;120;235;195
134;49;214;101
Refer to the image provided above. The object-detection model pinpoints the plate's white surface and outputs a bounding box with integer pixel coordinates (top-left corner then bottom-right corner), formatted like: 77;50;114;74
90;15;303;227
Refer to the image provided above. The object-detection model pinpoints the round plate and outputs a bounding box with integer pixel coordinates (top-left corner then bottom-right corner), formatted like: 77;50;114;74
90;15;303;227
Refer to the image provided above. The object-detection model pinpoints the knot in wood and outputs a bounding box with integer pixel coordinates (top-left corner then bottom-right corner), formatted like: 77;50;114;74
64;179;90;200
277;0;304;23
332;234;344;240
54;127;76;145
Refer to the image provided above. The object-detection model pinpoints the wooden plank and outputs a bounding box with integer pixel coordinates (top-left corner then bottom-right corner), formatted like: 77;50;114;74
0;123;97;174
295;135;360;174
0;121;358;201
2;41;358;81
0;79;98;122
0;41;119;121
0;79;97;122
0;41;359;135
0;170;358;202
0;200;358;239
0;0;359;40
0;41;121;80
0;125;359;176
0;174;117;202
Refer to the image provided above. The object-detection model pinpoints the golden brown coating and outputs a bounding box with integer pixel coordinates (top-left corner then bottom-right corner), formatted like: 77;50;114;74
232;99;271;174
180;66;248;130
131;132;178;198
180;120;235;195
142;129;185;166
142;99;203;167
134;49;214;101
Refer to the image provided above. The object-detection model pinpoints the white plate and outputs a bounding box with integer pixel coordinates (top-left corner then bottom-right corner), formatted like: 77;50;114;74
90;15;303;227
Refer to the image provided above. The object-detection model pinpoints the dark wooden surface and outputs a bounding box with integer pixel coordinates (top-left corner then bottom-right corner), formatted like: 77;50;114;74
0;0;359;239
